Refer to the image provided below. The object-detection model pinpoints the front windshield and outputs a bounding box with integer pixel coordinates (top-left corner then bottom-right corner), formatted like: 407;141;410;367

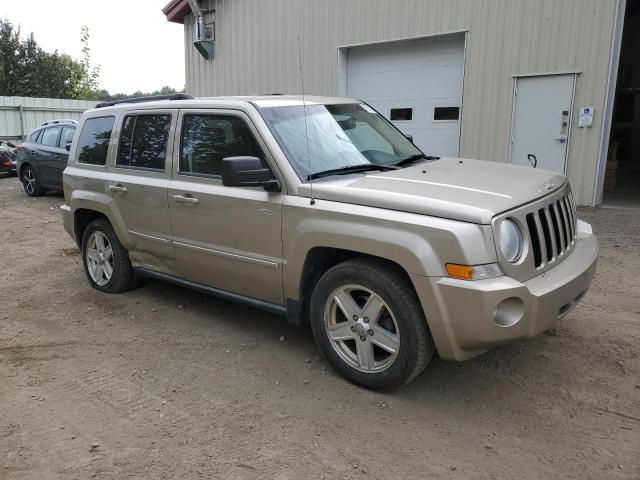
260;103;424;180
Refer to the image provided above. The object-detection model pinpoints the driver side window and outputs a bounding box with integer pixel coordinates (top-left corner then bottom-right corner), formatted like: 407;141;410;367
179;114;265;177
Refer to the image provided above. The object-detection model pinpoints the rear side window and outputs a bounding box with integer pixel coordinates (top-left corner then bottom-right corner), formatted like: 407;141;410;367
116;114;172;171
179;114;264;177
41;127;61;147
76;117;115;165
29;130;41;143
60;126;75;147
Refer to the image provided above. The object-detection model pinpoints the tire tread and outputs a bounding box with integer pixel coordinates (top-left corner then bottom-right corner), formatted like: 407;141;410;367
82;219;137;293
310;257;435;389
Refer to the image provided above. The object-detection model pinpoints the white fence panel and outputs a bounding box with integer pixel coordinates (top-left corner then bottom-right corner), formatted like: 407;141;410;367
0;96;98;143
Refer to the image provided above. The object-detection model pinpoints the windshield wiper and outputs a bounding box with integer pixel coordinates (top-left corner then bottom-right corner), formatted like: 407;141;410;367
392;154;439;168
307;164;396;181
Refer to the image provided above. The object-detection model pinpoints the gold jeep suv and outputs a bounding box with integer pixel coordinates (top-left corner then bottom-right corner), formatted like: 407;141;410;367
61;94;598;388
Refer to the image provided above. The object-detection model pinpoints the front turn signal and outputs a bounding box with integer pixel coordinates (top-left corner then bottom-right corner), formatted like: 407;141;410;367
446;263;503;281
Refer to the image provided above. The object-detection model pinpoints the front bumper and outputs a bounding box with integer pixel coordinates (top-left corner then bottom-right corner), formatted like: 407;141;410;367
412;220;598;361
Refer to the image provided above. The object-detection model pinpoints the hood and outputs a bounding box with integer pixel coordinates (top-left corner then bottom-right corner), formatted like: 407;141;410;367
298;157;567;224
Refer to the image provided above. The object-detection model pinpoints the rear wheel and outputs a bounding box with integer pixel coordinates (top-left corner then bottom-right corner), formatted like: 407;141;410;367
21;166;43;196
81;219;137;293
309;258;435;389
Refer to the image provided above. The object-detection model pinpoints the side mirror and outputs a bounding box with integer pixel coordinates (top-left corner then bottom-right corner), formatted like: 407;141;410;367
65;143;71;152
405;134;414;144
222;156;280;192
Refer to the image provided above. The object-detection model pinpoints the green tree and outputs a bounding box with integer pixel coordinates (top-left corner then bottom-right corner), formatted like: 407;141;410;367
0;19;101;100
98;86;185;102
73;25;101;99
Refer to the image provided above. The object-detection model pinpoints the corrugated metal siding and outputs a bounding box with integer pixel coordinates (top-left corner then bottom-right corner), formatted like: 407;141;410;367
183;0;619;205
0;96;98;143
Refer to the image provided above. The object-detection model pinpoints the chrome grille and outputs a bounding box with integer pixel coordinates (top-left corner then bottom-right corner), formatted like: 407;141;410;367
525;191;577;269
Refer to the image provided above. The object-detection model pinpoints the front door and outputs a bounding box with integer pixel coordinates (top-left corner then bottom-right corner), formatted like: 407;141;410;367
168;109;284;305
510;74;576;174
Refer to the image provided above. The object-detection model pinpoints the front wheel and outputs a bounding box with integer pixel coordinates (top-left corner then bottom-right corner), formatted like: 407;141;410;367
309;259;435;389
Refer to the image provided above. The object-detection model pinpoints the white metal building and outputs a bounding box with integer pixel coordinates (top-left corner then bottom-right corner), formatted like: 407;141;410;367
164;0;639;207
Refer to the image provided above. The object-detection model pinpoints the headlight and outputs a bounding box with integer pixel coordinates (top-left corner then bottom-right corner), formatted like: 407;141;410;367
499;219;523;263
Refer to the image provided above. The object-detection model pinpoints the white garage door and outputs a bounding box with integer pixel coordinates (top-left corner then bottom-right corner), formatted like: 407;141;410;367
345;35;465;157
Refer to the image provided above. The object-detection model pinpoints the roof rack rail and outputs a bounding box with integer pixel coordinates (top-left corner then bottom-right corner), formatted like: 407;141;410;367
95;93;194;109
41;119;78;126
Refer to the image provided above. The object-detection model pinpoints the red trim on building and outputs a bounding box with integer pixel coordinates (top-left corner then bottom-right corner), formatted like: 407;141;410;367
162;0;191;24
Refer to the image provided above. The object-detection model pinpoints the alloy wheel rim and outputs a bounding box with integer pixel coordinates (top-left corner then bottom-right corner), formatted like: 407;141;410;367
86;231;114;286
24;170;35;194
323;284;400;373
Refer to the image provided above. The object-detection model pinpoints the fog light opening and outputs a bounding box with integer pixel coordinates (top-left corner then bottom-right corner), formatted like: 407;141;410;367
493;297;525;328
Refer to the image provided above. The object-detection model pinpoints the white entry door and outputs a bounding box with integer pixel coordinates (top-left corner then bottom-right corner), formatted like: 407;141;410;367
510;74;576;174
345;35;465;157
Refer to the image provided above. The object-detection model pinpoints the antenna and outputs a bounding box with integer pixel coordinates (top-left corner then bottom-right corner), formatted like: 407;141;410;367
297;35;314;205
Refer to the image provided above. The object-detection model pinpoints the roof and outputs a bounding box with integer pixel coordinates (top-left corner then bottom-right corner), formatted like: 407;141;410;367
207;95;358;107
84;95;359;115
162;0;191;24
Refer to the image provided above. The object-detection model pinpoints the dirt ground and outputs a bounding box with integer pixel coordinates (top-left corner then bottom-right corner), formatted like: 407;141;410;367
0;173;638;480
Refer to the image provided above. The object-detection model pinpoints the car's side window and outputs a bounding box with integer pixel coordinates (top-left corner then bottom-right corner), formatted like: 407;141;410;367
30;130;42;143
60;126;75;148
116;114;171;171
41;127;61;148
76;117;115;166
179;114;265;177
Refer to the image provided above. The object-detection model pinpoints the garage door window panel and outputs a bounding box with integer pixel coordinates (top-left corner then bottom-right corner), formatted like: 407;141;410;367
390;108;413;121
434;107;460;122
76;117;115;166
117;114;171;171
179;114;265;178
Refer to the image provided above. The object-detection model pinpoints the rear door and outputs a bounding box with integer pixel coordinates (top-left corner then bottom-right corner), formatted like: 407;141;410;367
20;129;42;173
50;126;75;186
168;109;285;305
37;126;63;187
107;110;177;275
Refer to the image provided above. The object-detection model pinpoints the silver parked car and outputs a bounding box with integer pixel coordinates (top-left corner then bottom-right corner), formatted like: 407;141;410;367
60;95;598;388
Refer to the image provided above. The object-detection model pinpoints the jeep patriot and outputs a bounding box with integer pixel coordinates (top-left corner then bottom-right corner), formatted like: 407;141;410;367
60;94;598;388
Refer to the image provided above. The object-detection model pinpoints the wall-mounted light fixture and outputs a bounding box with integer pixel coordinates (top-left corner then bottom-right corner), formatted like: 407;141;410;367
188;0;215;59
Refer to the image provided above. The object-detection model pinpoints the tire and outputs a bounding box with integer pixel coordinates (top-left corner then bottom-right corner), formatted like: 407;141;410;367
21;165;44;197
309;258;435;389
81;219;137;293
